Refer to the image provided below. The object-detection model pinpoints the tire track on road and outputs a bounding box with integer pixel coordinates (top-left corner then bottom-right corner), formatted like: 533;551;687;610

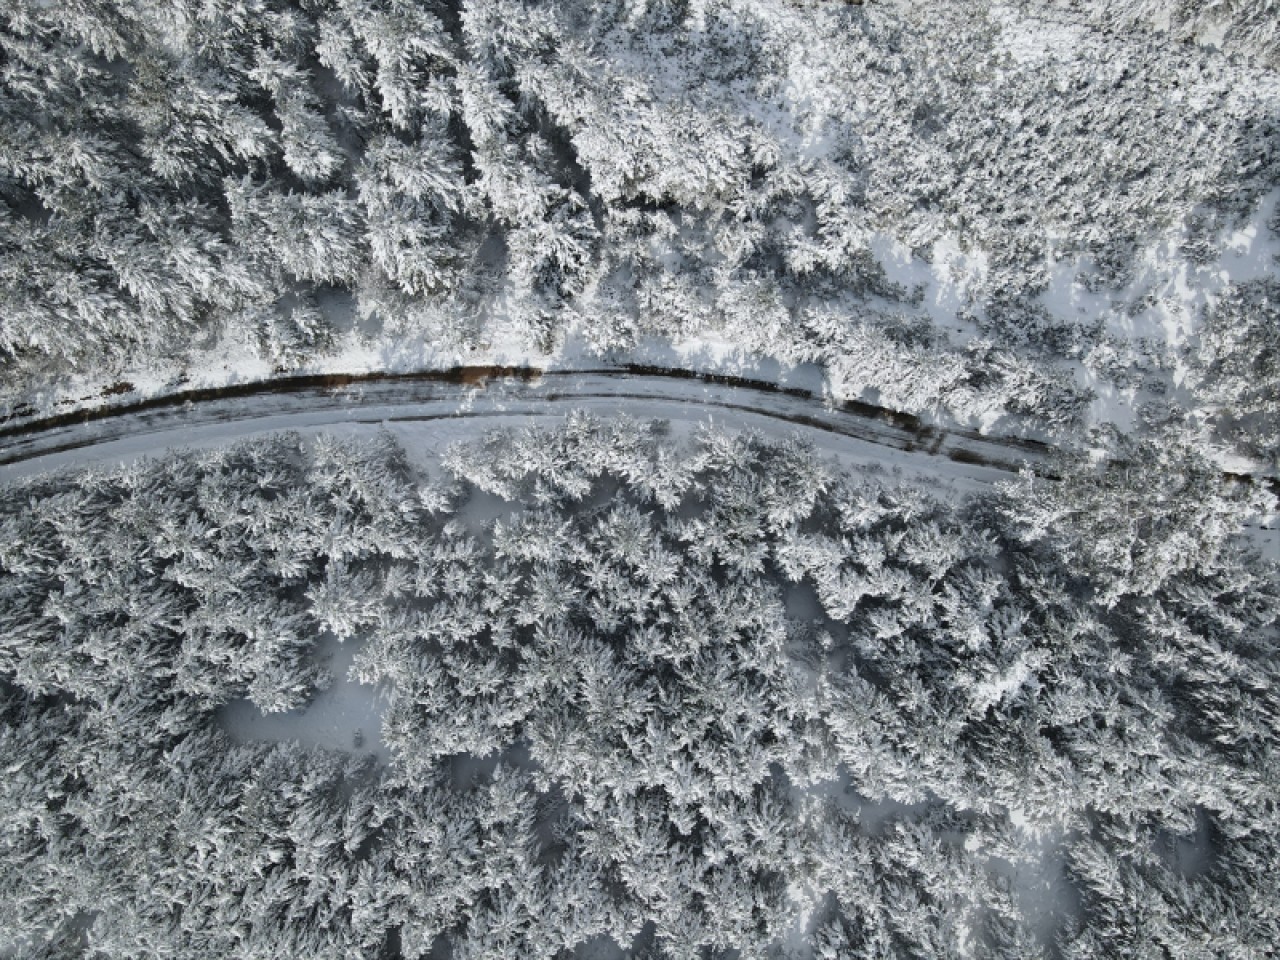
0;367;1053;476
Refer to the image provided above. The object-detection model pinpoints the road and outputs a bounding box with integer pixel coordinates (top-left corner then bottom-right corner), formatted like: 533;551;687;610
0;366;1059;482
0;362;1274;553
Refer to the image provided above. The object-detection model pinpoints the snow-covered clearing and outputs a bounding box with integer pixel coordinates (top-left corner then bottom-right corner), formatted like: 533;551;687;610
218;632;390;761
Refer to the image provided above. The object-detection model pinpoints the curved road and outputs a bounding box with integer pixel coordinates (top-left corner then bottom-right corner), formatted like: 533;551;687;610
0;366;1057;479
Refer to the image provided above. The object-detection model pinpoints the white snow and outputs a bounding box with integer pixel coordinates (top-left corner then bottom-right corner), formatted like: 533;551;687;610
217;632;390;761
1034;188;1280;462
995;9;1086;66
987;825;1082;948
868;232;988;343
968;653;1035;714
1101;189;1280;353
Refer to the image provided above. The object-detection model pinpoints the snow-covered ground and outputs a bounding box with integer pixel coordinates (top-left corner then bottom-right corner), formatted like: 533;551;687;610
218;633;391;761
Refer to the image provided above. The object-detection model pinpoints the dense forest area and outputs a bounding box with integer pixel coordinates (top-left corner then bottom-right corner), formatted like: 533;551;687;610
4;1;1280;957
1;417;1276;957
1;0;1278;458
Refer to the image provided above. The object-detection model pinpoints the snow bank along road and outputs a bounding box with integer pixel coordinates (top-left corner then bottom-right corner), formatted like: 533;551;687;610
0;366;1059;484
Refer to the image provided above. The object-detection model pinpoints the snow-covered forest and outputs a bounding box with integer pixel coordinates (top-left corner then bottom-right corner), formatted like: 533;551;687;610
1;419;1277;957
2;1;1280;957
2;0;1278;459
